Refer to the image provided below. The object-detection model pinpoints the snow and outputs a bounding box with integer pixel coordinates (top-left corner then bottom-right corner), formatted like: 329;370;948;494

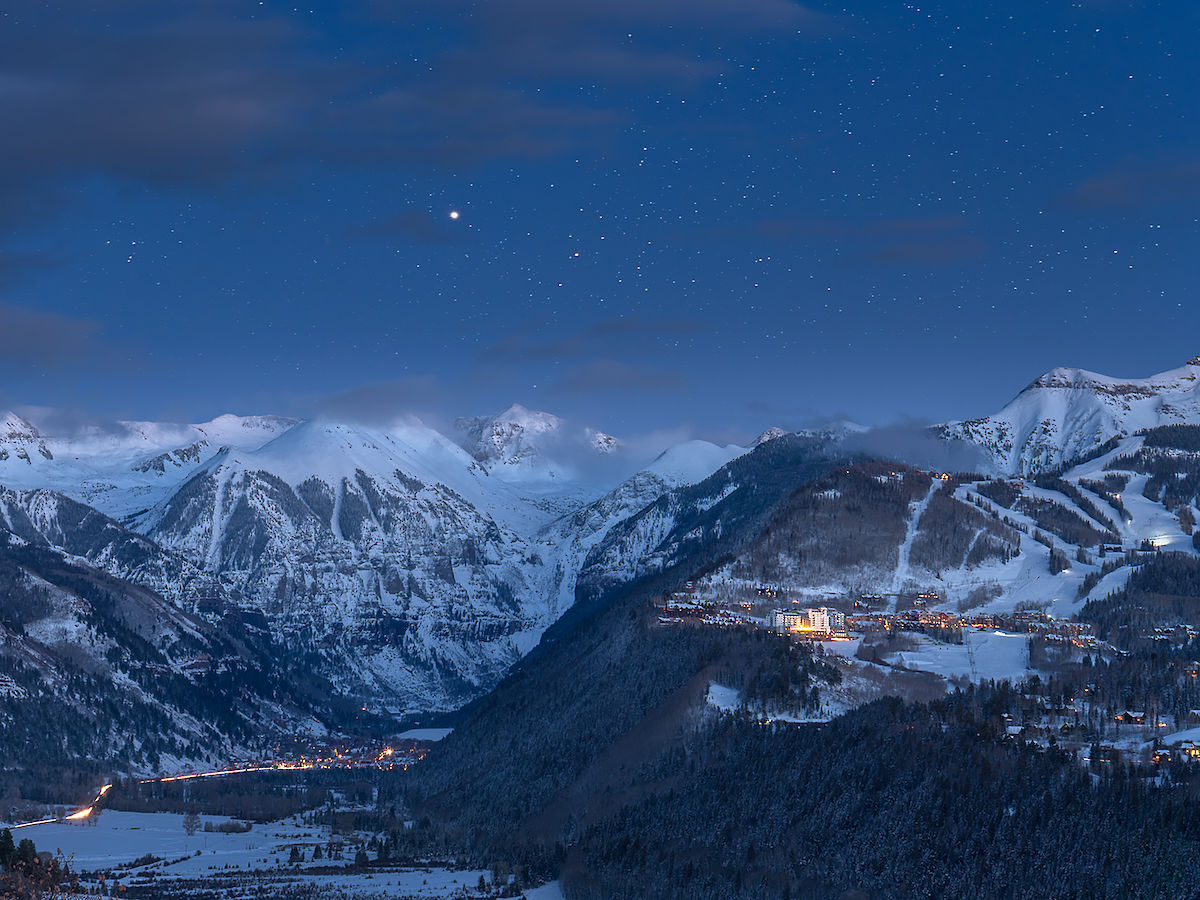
1159;726;1200;745
891;480;939;597
26;811;491;898
706;683;740;712
524;882;566;900
889;630;1032;682
942;357;1200;475
397;728;454;742
645;440;747;484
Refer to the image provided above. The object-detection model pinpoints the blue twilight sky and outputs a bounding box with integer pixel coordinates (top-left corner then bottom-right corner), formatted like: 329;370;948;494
0;0;1197;441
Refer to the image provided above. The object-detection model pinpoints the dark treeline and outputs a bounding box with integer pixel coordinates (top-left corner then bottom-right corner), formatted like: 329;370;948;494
1082;553;1200;645
730;462;931;586
388;548;1200;899
1035;475;1120;534
975;478;1020;509
568;693;1200;900
393;607;836;876
1141;425;1200;452
1015;495;1112;548
399;676;1200;900
910;483;1021;573
1106;449;1200;511
108;771;332;821
1077;477;1132;523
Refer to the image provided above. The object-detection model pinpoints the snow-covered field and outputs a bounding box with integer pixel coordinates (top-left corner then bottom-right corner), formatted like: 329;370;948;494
28;810;513;898
887;630;1031;682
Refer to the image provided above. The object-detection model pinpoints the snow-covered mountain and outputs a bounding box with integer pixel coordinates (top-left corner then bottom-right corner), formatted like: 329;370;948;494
455;404;619;477
0;485;195;591
0;505;357;773
0;411;298;518
2;402;723;714
0;411;53;464
128;418;746;712
8;358;1196;721
533;439;749;616
132;419;555;712
939;357;1200;475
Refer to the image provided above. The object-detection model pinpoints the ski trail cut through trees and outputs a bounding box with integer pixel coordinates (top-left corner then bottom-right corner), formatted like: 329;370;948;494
891;480;940;603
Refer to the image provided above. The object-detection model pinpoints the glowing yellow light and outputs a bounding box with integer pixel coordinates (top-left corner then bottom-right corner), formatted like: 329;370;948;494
449;210;460;220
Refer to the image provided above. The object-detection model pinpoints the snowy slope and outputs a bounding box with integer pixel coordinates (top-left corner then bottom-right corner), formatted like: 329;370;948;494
0;523;338;773
939;357;1200;475
136;419;570;711
701;432;1199;628
533;440;748;616
0;411;298;518
454;403;619;489
0;485;196;593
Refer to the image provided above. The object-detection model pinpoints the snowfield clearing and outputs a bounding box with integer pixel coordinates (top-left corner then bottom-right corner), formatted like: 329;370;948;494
32;810;505;898
886;629;1032;682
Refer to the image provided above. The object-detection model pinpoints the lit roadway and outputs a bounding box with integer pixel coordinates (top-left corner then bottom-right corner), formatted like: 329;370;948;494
5;753;409;831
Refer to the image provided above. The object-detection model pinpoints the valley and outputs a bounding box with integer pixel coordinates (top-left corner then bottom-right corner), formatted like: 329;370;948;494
4;359;1200;897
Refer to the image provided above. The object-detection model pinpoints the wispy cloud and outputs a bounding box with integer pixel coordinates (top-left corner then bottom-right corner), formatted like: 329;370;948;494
751;214;985;267
551;360;686;394
481;315;709;363
1059;157;1200;212
0;303;104;369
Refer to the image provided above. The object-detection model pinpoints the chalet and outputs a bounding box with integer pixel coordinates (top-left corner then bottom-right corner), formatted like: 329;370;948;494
1115;710;1146;725
1003;725;1024;740
1178;741;1200;761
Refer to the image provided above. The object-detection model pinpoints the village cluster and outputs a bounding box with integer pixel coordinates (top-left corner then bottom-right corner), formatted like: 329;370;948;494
655;581;1200;771
655;584;1105;649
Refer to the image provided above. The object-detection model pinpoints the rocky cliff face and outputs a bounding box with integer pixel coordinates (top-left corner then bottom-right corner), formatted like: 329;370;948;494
136;420;554;712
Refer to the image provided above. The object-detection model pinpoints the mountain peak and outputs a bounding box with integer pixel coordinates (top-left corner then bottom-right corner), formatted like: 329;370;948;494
755;427;787;446
0;411;53;463
456;405;564;465
944;357;1200;475
586;427;620;454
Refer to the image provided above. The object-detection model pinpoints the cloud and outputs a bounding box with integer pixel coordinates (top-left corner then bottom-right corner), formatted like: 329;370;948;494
1059;158;1200;212
0;0;841;240
350;209;465;244
12;405;130;439
0;250;54;290
752;214;985;267
338;0;836;168
307;376;446;424
334;85;621;168
0;5;335;192
552;360;686;394
0;303;104;369
843;421;991;473
481;315;709;363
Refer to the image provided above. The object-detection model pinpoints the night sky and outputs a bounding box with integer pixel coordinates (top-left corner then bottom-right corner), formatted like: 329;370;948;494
1;0;1197;441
